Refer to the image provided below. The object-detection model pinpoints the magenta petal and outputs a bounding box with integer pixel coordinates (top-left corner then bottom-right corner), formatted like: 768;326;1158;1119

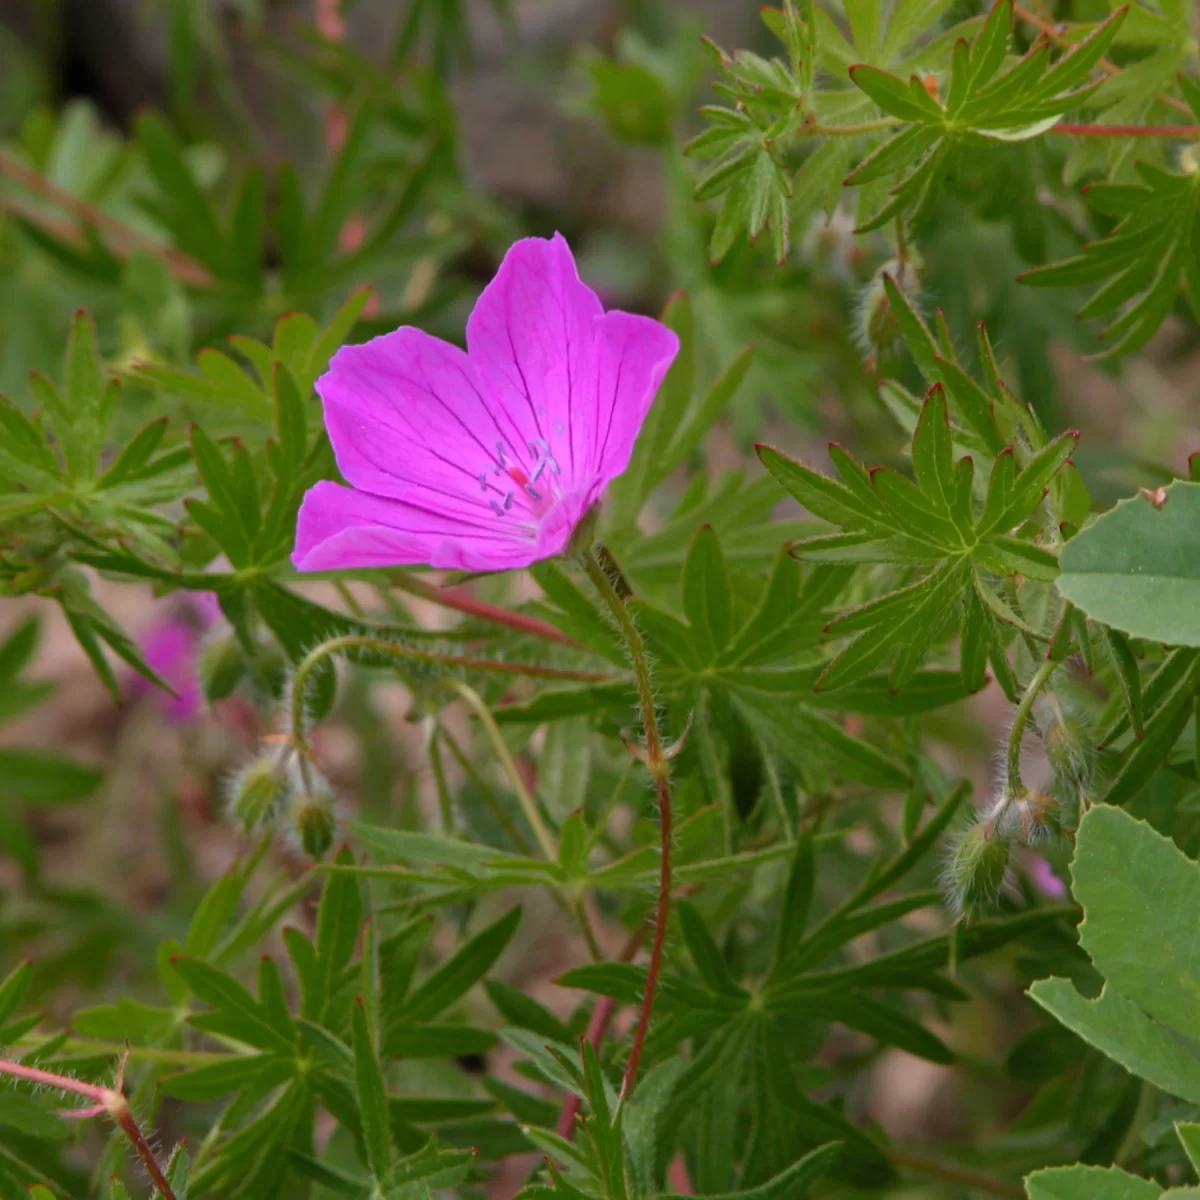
588;311;680;482
296;234;680;574
293;480;577;572
467;234;604;485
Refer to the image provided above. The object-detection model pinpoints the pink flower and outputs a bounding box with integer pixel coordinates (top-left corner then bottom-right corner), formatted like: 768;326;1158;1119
292;235;679;573
130;591;219;722
1026;853;1067;899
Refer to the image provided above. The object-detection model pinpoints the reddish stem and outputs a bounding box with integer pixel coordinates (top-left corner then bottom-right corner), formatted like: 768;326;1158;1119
555;923;648;1139
1052;123;1200;137
113;1105;179;1200
557;997;617;1138
0;1058;107;1102
391;572;581;647
1013;2;1192;117
620;772;672;1101
0;1056;177;1200
0;149;212;286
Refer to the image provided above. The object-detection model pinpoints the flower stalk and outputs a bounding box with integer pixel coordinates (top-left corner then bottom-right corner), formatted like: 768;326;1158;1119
581;547;672;1104
287;632;619;761
0;1053;177;1200
1006;659;1059;797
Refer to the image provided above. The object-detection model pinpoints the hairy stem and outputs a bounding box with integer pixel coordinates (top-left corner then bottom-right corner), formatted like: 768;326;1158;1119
0;1056;177;1199
288;632;618;754
581;547;672;1104
1007;659;1058;795
886;1147;1023;1200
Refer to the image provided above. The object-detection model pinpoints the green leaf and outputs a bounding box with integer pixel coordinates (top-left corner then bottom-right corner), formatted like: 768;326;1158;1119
397;907;521;1023
771;832;814;970
0;1093;68;1141
317;846;363;1018
1021;161;1200;357
385;1025;496;1059
682;524;734;658
1024;1164;1159;1200
1103;629;1145;741
1057;481;1200;646
1030;977;1200;1104
0;748;101;804
0;961;31;1027
173;956;295;1054
1072;806;1200;1044
849;65;941;122
677;901;745;998
137;112;228;276
484;980;571;1043
353;1000;394;1180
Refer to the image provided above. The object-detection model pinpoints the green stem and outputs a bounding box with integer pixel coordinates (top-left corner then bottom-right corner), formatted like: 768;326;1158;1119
427;722;458;837
434;678;557;862
434;680;604;963
1007;659;1058;795
806;116;903;136
289;633;619;753
581;547;672;1104
438;719;536;857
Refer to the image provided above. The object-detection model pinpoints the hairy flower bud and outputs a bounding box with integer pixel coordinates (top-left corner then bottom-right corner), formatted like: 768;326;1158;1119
290;795;337;859
198;632;245;705
856;256;921;356
1037;690;1094;791
944;822;1011;919
801;208;861;282
228;754;290;833
995;790;1061;844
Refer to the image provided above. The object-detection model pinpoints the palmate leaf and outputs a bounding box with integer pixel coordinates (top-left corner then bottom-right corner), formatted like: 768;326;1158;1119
683;14;808;263
756;381;1075;694
1020;161;1200;357
842;2;1127;231
556;788;1067;1194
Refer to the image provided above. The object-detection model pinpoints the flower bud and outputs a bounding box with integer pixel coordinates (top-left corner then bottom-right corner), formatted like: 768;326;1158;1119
855;256;921;356
995;790;1061;844
944;822;1011;919
227;754;290;833
801;208;861;282
290;796;337;859
198;633;245;705
1037;691;1094;791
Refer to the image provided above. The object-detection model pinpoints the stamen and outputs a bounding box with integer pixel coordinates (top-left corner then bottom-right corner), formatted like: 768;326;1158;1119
478;472;489;492
489;490;516;517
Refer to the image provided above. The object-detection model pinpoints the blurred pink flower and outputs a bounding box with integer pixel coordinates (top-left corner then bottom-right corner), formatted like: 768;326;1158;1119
1026;853;1067;899
129;592;219;722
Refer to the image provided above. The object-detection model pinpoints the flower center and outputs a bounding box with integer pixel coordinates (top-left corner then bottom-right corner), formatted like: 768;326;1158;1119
480;438;561;524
